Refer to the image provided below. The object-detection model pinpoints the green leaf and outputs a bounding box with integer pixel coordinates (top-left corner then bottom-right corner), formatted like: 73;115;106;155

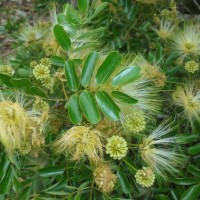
154;194;171;200
54;24;71;51
78;0;90;11
112;66;141;86
17;68;32;78
65;61;79;91
28;86;48;98
10;78;32;89
170;188;179;200
95;91;120;121
170;178;199;185
51;56;65;67
19;186;31;200
0;154;10;179
87;2;108;21
181;184;200;200
187;165;200;178
176;135;198;144
39;166;65;178
68;94;82;124
63;4;82;26
111;91;138;104
79;90;101;124
188;143;200;155
0;165;13;195
95;51;122;85
0;73;13;88
116;167;131;194
123;157;137;175
74;191;81;200
81;51;99;87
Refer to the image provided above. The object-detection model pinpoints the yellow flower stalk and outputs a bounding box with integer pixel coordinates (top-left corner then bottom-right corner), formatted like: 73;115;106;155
106;136;128;160
185;61;198;73
0;65;15;76
54;126;104;161
94;163;117;193
172;82;200;129
139;120;184;178
135;167;155;187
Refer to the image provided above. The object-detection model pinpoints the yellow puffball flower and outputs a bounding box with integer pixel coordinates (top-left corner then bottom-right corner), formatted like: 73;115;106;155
106;136;128;160
41;76;54;90
94;163;117;193
0;65;14;76
30;61;38;69
40;58;51;68
135;167;155;188
33;64;50;80
185;61;198;73
122;111;146;133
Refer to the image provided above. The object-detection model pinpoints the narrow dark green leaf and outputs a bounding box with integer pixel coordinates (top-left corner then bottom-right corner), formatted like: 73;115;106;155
78;0;90;11
112;66;141;86
171;188;179;200
17;68;32;78
170;178;199;185
116;167;131;194
188;143;200;155
68;94;82;124
111;91;138;104
0;73;13;88
81;51;99;87
65;60;79;91
95;90;120;121
123;157;137;175
187;165;200;178
176;135;198;144
0;154;10;179
39;166;65;177
19;186;31;200
154;194;171;200
54;24;71;51
28;86;48;98
79;90;101;124
0;165;13;195
63;4;82;26
10;78;32;89
181;184;200;200
51;56;65;67
95;52;122;85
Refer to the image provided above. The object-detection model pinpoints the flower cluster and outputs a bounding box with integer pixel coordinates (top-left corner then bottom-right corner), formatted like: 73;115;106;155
94;163;117;193
0;65;15;76
106;136;128;160
32;58;54;91
135;167;155;187
185;61;198;73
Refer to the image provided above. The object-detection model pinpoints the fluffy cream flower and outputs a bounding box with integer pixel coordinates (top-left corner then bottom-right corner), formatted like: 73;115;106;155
33;64;50;80
54;126;104;161
94;163;117;193
172;82;200;129
139;120;185;178
0;65;14;76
